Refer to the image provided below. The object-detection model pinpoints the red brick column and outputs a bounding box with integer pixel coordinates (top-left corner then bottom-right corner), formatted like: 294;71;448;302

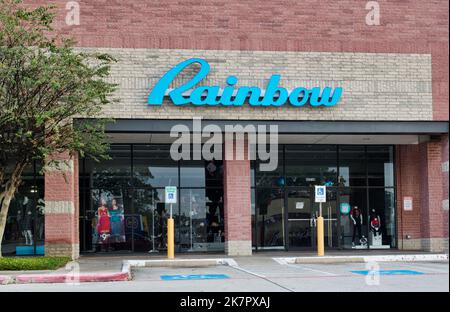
396;145;422;250
440;135;449;251
418;139;446;252
396;137;448;252
223;137;252;256
44;152;79;259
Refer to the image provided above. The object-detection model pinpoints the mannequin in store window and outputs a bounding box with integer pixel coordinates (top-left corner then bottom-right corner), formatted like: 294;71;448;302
350;206;363;247
18;196;34;246
97;198;111;246
369;209;381;236
109;199;125;244
369;208;382;246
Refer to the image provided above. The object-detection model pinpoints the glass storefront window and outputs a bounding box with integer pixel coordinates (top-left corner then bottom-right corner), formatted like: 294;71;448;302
79;143;397;253
87;145;132;189
338;146;366;187
368;188;396;248
133;145;178;188
179;189;224;252
133;188;169;252
88;188;133;252
255;188;285;248
339;187;368;249
367;146;394;187
251;188;256;249
286;187;338;249
180;160;205;187
2;162;45;256
255;150;284;187
285;145;337;187
80;144;224;253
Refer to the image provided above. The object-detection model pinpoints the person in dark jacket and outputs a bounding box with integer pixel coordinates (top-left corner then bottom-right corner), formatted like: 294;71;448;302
350;206;363;246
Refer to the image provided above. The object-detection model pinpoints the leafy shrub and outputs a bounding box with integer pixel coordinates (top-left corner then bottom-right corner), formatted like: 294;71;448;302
0;257;71;271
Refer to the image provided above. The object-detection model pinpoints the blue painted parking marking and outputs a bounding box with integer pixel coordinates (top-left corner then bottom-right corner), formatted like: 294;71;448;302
351;270;424;276
160;274;230;281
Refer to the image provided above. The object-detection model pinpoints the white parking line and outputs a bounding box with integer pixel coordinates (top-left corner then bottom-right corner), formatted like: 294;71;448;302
229;265;267;279
286;264;337;276
399;263;450;274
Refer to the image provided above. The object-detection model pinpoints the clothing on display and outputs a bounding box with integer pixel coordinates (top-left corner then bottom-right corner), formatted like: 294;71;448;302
369;208;384;247
110;208;125;243
369;209;381;236
350;206;363;246
97;205;111;243
20;196;34;246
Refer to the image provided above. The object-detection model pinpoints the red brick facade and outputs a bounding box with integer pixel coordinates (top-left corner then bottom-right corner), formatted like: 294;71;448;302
24;0;449;120
396;145;422;246
396;136;449;251
20;1;446;256
44;152;79;259
441;135;449;241
223;138;252;255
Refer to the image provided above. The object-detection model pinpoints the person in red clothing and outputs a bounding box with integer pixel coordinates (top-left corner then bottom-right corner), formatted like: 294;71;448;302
97;198;111;243
369;209;381;236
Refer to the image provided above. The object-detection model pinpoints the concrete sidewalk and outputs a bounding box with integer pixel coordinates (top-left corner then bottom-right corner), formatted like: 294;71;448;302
1;250;448;285
0;257;128;285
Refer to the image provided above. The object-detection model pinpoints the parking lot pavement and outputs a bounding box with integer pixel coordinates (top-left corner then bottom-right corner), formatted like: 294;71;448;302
0;260;448;292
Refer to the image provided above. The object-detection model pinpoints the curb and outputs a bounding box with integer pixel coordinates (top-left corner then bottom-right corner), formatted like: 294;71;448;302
0;275;13;285
0;272;129;285
124;258;238;269
14;272;129;284
0;259;236;285
273;254;449;265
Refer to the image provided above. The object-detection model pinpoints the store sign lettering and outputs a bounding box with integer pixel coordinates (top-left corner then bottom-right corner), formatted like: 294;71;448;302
148;58;343;107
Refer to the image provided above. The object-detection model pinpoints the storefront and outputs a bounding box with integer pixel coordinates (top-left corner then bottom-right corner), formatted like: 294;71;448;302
2;0;448;259
75;142;394;253
76;143;397;254
3;50;449;258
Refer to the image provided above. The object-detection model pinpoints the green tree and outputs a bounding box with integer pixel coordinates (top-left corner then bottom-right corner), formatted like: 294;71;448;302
0;0;116;256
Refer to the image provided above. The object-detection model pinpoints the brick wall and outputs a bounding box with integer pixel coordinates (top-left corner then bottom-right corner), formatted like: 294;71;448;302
44;152;79;259
23;0;449;120
223;137;252;255
396;145;421;249
441;135;449;250
78;47;433;121
397;137;449;252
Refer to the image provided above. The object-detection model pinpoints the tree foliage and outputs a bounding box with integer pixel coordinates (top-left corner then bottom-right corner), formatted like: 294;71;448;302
0;0;117;256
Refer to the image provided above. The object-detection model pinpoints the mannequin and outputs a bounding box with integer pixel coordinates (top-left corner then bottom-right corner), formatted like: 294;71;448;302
97;198;111;245
36;198;45;240
109;199;125;243
350;206;363;247
21;196;34;246
369;208;382;246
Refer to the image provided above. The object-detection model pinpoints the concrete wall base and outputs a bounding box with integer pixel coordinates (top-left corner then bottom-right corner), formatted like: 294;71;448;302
398;238;449;252
225;240;252;256
45;243;80;260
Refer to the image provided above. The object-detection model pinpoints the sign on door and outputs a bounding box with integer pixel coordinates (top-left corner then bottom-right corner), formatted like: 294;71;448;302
315;185;326;203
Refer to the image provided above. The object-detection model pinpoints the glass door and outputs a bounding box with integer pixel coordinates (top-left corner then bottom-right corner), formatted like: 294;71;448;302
287;187;339;250
311;187;339;249
255;188;285;249
286;188;315;249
